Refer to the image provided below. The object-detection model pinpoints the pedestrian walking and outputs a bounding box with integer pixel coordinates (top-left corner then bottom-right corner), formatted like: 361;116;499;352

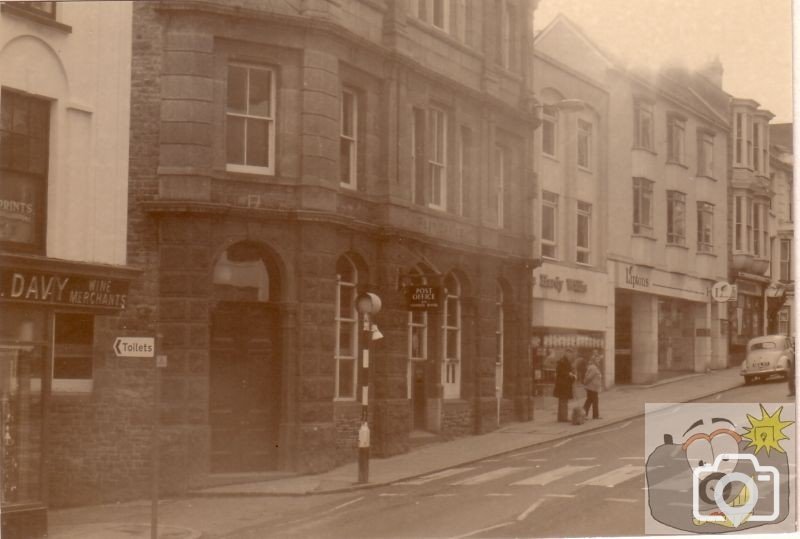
583;356;602;419
553;349;575;422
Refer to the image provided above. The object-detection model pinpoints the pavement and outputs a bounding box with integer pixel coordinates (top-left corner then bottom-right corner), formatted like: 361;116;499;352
46;366;747;538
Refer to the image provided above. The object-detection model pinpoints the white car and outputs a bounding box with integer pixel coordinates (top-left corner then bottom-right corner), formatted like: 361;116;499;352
740;335;795;385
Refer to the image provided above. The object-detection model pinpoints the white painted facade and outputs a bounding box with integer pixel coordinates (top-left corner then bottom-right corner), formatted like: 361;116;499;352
0;1;132;265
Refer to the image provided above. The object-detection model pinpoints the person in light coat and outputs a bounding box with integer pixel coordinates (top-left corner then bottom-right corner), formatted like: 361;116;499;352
582;357;602;420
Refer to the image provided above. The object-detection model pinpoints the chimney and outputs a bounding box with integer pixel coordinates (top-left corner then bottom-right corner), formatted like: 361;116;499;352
699;56;724;87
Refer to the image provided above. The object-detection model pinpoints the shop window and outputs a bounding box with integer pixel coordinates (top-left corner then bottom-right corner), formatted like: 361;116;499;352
697;130;714;178
667;114;685;164
442;274;461;399
778;307;790;336
335;255;359;400
666;190;686;246
541;191;558;259
780;239;792;282
576;201;591;265
53;313;94;392
577;119;592;170
696;202;714;253
633;101;653;151
226;63;275;175
428;107;447;210
0;88;50;253
633;177;653;234
340;89;358;189
541;105;557;158
1;305;46;508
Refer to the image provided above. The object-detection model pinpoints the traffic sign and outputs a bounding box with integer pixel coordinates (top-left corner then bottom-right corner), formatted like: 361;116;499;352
113;336;155;357
710;281;735;303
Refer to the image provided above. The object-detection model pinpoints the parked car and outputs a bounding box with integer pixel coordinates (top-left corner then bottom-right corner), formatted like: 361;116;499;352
740;335;795;385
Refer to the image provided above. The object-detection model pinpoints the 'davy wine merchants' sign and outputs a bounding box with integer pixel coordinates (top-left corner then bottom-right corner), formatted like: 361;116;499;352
0;269;130;311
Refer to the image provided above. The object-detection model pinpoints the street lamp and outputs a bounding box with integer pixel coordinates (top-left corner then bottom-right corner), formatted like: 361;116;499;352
354;292;382;483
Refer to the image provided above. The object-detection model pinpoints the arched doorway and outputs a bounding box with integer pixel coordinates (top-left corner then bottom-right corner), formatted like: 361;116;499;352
209;241;282;472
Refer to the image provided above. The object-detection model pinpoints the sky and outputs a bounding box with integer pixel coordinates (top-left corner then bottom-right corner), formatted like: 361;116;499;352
533;0;794;124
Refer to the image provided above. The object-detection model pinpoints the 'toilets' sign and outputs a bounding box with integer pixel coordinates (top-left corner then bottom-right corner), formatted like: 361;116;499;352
113;337;155;358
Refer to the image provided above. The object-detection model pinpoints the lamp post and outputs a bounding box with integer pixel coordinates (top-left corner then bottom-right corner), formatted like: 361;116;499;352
355;292;382;483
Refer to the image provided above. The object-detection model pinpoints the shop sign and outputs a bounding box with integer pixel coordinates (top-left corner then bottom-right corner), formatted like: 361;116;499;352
406;286;441;310
536;274;588;293
624;265;650;289
0;269;129;310
711;281;737;303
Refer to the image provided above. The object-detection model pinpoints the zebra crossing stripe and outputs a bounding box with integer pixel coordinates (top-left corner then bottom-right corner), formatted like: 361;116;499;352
395;467;476;485
451;467;528;486
512;465;598;486
577;465;645;487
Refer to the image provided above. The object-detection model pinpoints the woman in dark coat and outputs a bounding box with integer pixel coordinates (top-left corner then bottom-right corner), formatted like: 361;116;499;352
553;350;575;422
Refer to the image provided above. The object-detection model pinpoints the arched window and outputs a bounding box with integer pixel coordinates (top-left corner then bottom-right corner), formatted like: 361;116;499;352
335;255;358;399
442;273;461;399
213;248;270;302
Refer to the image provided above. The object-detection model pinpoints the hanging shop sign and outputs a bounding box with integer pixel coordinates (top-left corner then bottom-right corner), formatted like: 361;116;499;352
711;281;737;303
0;269;129;310
406;285;442;310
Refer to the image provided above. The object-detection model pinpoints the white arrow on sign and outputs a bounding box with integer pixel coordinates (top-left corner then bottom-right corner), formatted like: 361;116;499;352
113;336;155;357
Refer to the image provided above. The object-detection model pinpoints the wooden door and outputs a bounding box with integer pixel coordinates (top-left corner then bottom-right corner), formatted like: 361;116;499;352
210;302;280;472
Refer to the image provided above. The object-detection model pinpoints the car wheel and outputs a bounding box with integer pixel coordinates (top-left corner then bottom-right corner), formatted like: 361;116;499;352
744;375;754;385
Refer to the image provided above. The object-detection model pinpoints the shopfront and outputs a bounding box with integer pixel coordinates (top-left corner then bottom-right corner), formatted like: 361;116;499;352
531;263;609;398
611;262;724;385
0;255;136;538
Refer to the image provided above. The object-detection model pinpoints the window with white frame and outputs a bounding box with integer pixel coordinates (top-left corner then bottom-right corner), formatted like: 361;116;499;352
541;105;557;158
458;126;471;217
442;274;461;399
576;201;591;264
577;119;591;169
495;145;507;228
760;123;769;176
753;201;769;259
697;202;714;253
633;101;653;151
541;191;558;259
734;111;753;168
697;130;714;177
780;238;792;281
666;191;686;245
633;177;653;234
53;313;94;392
734;195;751;252
340;89;357;188
667;114;685;164
428;107;447;210
753;122;762;173
226;64;275;174
753;203;762;257
335;256;358;399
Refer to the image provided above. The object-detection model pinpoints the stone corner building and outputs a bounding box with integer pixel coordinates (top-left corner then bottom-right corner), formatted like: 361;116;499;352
126;0;540;495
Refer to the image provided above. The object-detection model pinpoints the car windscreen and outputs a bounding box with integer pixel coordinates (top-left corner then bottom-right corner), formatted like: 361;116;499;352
750;341;780;351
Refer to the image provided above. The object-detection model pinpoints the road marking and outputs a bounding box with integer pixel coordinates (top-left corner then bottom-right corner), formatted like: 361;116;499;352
605;497;637;503
483;459;502;462
577;465;645;488
585;421;632;436
545;493;576;498
325;496;364;514
713;394;722;400
553;437;573;448
396;467;476;485
619;456;644;461
486;493;513;497
450;521;513;539
433;493;456;497
517;499;546;521
512;465;598;486
378;493;407;497
526;458;547;462
570;457;597;461
451;467;527;486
